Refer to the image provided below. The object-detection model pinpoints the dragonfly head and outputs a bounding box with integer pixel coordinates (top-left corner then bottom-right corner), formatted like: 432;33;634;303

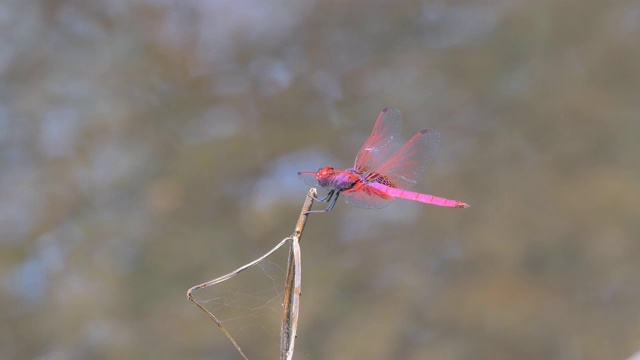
315;166;335;187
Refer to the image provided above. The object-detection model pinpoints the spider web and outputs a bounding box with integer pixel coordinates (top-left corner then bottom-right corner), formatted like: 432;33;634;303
192;247;290;358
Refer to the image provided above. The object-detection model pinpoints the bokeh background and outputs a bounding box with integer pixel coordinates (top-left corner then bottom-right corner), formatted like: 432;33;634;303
1;1;639;359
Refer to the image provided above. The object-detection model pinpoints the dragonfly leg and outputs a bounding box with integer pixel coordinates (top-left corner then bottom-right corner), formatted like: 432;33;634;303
305;191;341;214
310;190;334;202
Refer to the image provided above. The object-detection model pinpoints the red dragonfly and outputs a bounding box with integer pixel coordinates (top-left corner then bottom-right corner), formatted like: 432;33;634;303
298;108;470;213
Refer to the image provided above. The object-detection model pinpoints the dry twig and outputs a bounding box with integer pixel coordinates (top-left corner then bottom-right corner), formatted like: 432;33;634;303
187;188;316;360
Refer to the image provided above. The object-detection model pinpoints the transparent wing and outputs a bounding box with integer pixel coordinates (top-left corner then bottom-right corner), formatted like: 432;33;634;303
364;129;440;191
342;182;396;209
297;171;319;187
354;108;403;174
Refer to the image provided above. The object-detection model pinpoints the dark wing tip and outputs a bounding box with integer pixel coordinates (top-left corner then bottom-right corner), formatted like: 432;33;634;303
419;129;441;142
419;129;430;134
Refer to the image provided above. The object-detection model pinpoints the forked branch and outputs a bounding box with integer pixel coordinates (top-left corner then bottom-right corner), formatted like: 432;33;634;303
187;188;317;360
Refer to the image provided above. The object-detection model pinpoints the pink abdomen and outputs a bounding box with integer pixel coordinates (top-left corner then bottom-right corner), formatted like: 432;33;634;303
368;183;469;208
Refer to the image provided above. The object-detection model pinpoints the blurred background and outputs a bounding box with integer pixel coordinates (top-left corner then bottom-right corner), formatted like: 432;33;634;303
1;0;639;359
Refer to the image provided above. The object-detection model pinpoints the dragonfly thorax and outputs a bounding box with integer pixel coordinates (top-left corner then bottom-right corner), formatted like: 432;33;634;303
316;166;359;190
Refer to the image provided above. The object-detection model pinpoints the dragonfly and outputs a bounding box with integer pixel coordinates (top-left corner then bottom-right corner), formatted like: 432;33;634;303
298;107;470;213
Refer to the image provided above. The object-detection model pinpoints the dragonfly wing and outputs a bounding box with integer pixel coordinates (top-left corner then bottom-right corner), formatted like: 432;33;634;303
354;108;403;174
366;129;440;191
297;171;319;187
342;182;395;209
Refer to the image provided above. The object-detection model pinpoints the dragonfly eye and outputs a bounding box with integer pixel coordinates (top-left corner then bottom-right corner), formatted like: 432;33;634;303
316;166;334;179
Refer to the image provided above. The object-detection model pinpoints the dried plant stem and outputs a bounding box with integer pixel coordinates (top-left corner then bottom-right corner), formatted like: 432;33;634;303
187;188;317;360
280;188;314;359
